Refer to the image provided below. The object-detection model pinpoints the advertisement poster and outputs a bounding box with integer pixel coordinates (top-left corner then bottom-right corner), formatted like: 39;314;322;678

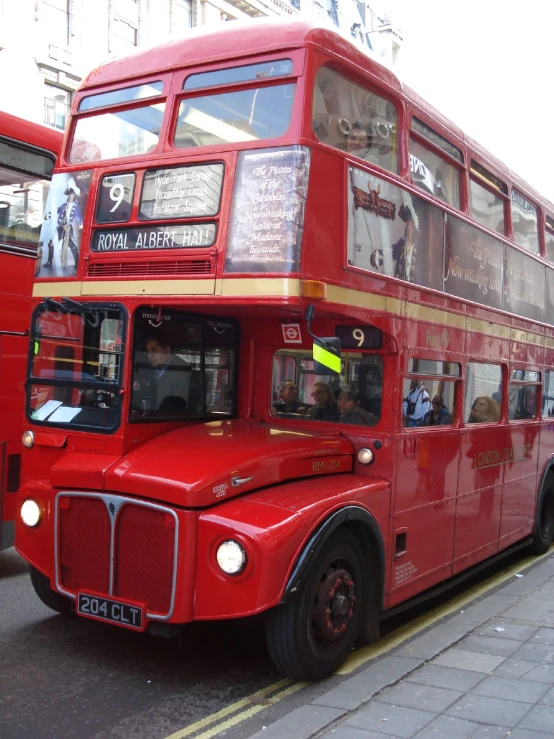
444;215;504;311
35;170;93;278
225;146;310;273
504;246;545;322
347;167;444;292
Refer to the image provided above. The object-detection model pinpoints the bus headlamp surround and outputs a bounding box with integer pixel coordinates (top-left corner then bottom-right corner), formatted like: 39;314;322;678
22;430;35;448
216;539;247;575
21;499;42;527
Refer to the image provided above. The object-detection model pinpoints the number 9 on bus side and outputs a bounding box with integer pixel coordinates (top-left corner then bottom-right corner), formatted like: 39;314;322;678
335;325;382;349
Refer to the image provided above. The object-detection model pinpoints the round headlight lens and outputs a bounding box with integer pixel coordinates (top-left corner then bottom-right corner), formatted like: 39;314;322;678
216;540;247;575
22;430;35;449
357;448;374;465
21;499;42;527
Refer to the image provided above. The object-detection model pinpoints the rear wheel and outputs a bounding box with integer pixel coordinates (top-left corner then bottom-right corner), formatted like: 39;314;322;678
530;474;554;555
265;530;366;680
30;566;73;615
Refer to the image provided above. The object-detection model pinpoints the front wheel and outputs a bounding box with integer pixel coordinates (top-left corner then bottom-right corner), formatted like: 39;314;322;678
265;530;366;680
530;474;554;555
30;566;73;615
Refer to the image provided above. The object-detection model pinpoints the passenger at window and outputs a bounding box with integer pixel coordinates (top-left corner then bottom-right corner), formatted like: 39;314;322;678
403;379;430;427
133;332;190;412
337;387;378;426
345;122;372;157
467;396;501;424
422;395;451;426
307;382;339;422
273;380;309;415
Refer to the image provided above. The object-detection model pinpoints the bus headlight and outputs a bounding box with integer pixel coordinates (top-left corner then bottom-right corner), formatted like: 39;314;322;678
357;448;374;465
21;499;42;527
22;430;35;448
216;540;247;575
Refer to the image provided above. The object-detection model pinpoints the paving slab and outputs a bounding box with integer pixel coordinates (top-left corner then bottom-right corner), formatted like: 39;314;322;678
516;702;554;733
445;694;530;725
375;682;462;713
432;649;506;673
412;714;478;739
345;702;437;738
454;634;522;657
469;675;550;703
404;664;485;692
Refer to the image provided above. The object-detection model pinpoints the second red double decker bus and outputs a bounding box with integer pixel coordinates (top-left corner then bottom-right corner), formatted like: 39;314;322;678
0;112;61;551
15;19;554;679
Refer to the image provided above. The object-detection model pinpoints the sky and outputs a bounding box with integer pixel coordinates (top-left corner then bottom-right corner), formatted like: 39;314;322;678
380;0;554;204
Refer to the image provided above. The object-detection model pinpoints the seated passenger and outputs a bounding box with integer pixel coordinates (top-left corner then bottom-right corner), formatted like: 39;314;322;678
337;387;378;426
422;395;452;426
307;382;339;422
468;396;501;424
273;380;308;415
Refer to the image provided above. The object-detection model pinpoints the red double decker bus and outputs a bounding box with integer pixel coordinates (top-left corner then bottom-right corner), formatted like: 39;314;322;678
15;19;554;680
0;113;61;551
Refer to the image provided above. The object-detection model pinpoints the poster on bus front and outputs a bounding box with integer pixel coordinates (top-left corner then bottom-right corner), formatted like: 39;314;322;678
346;166;444;292
35;170;93;279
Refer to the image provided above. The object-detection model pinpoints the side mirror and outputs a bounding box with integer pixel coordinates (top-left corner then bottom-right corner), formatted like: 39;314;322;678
305;303;341;375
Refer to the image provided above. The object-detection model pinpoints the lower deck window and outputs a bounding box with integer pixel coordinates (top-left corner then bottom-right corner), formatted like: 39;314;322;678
272;350;382;427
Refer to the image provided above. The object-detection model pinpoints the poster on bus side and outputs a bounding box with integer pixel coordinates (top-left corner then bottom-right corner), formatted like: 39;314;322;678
346;167;444;292
225;146;310;273
35;170;93;279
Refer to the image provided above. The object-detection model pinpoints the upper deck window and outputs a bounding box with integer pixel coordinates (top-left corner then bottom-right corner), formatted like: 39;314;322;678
183;59;293;90
412;118;463;163
470;162;507;235
69;102;165;163
174;83;295;149
410;137;460;209
313;67;398;173
511;189;539;254
78;82;163;112
545;215;554;263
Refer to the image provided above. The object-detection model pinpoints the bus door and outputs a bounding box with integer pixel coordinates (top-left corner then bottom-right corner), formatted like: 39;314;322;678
391;361;460;603
455;362;504;574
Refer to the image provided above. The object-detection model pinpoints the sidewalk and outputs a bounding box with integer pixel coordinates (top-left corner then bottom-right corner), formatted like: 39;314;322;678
248;552;554;739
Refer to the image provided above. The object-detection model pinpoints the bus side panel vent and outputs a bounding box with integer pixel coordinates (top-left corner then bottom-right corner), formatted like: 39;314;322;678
87;259;214;278
7;454;21;493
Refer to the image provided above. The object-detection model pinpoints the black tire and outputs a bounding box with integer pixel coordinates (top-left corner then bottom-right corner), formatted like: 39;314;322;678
265;530;366;680
30;565;73;615
530;474;554;555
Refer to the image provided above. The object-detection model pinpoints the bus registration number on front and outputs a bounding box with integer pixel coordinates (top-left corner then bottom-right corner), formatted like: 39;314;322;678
77;592;145;631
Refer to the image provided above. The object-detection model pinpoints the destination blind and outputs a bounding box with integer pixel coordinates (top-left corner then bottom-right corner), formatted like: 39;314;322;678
139;163;223;220
91;223;216;251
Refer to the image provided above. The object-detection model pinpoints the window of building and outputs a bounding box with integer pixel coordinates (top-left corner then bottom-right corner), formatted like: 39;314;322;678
470;164;507;234
44;84;71;131
313;66;398;173
464;362;502;423
545;215;554;263
41;0;70;48
112;17;138;54
511;190;539;254
172;0;193;32
410;136;460;209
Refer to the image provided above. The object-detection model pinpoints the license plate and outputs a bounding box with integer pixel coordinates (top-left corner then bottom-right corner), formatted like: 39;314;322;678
77;592;145;631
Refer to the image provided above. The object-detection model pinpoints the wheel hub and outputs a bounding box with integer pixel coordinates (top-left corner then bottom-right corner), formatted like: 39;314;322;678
313;566;356;644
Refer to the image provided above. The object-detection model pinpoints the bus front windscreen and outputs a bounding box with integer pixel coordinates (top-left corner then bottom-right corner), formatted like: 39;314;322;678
174;83;296;149
28;304;125;431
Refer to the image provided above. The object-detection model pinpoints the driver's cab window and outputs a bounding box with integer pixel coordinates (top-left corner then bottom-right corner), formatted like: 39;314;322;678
272;350;382;427
130;308;238;421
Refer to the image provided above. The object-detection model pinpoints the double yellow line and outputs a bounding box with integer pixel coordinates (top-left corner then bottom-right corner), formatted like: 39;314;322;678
164;547;552;739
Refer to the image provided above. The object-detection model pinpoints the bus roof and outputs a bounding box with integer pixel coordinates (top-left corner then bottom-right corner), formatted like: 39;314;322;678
0;111;62;157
